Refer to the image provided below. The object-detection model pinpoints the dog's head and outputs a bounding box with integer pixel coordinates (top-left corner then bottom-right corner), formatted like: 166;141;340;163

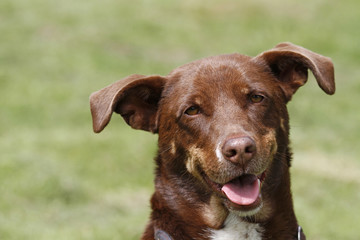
90;43;334;219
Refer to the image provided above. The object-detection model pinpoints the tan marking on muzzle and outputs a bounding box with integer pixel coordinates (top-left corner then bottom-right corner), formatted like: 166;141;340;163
249;128;278;173
262;128;278;156
201;194;228;229
186;146;206;176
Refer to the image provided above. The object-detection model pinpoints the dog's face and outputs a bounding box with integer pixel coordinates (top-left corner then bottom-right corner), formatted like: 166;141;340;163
157;55;289;217
90;43;335;220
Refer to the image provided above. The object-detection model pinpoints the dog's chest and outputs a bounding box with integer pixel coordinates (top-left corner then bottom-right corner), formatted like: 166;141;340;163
209;213;263;240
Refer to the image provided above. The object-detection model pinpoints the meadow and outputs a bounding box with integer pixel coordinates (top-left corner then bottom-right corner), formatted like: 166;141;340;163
1;0;359;239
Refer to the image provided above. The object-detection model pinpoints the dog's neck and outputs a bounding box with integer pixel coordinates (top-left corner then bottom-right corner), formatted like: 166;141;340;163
145;159;299;239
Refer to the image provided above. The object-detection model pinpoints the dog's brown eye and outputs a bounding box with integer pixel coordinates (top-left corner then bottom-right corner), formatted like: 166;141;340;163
185;106;200;116
250;94;264;103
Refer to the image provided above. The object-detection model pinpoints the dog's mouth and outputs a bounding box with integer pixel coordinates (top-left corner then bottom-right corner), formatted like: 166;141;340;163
202;171;266;212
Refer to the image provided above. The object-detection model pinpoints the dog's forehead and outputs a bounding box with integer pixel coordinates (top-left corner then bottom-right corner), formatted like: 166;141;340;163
166;54;272;94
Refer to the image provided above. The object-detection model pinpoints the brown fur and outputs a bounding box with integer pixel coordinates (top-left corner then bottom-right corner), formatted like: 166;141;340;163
90;43;335;239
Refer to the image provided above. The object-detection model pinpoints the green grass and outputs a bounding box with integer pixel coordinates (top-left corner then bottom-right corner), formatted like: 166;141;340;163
1;0;359;239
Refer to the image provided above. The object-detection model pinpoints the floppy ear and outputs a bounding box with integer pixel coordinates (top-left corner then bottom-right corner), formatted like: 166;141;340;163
90;74;166;133
255;42;335;101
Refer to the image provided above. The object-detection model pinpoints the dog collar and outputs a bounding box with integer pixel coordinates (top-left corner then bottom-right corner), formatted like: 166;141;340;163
297;225;305;240
154;228;173;240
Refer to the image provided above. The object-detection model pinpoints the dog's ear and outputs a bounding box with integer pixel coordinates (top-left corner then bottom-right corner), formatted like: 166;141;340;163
255;42;335;101
90;74;166;133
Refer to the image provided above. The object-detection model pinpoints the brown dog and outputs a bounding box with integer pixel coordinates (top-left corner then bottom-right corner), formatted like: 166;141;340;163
90;43;335;240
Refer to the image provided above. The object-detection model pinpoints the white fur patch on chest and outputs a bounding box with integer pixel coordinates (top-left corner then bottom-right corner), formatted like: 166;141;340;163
209;213;263;240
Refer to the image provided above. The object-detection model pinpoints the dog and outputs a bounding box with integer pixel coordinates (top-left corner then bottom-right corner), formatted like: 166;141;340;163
90;42;335;240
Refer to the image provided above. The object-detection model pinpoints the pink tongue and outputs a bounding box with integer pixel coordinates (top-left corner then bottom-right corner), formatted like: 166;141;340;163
221;175;260;206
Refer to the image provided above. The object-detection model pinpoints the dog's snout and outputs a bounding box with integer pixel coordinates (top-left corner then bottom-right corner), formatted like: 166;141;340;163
222;136;256;165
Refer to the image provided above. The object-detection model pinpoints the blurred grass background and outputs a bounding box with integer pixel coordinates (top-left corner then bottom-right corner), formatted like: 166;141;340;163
1;0;359;239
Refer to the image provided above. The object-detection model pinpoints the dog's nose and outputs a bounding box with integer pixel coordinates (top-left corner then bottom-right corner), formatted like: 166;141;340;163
222;136;256;165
